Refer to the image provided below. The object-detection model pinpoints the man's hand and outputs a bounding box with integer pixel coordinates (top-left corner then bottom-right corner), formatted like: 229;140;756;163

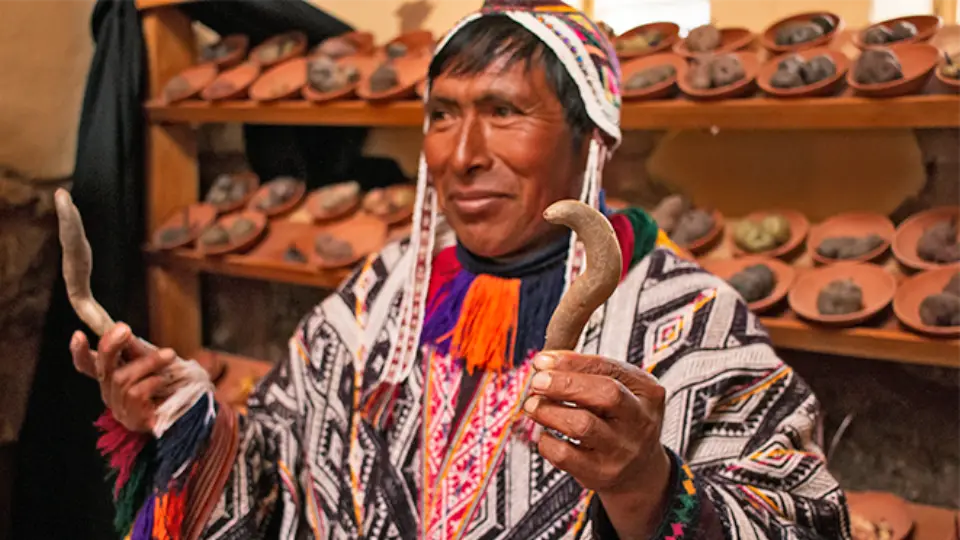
70;323;177;433
524;351;673;540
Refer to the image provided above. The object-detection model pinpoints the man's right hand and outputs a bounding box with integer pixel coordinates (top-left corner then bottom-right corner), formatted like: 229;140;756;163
70;323;177;433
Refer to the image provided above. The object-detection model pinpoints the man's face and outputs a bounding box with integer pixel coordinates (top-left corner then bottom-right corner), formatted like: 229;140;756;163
423;56;587;258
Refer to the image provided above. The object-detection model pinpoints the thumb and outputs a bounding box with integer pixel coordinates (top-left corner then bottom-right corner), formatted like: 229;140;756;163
121;334;169;362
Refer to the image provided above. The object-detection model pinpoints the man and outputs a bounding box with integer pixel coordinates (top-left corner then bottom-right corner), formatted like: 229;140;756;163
70;1;850;538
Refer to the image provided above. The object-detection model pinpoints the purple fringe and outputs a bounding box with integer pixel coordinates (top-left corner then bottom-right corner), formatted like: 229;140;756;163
421;270;476;357
131;493;155;540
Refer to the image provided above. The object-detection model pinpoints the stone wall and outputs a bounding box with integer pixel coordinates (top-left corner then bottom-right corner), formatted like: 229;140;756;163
0;169;66;445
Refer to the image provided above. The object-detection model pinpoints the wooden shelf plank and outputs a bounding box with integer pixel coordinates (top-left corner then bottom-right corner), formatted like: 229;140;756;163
148;248;350;289
147;93;960;130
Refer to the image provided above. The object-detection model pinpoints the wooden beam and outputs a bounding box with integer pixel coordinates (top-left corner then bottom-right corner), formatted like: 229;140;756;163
142;7;202;355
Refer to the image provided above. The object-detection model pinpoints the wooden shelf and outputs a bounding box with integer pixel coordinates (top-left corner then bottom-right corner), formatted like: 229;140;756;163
146;93;960;130
148;248;350;289
195;349;273;411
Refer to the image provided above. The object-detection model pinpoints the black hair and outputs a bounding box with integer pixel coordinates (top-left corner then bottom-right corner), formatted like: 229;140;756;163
428;15;593;146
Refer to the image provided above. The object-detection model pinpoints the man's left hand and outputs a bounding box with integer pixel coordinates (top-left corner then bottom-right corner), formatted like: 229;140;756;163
524;351;673;540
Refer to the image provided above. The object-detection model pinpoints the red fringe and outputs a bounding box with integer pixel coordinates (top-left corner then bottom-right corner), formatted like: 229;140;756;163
152;485;187;540
95;409;151;497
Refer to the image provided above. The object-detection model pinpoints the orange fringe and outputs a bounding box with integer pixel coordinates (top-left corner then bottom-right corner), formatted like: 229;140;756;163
151;488;186;540
450;275;521;373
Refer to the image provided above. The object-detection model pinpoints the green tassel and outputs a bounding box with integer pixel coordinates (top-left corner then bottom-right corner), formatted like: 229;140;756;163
113;444;156;536
617;207;660;267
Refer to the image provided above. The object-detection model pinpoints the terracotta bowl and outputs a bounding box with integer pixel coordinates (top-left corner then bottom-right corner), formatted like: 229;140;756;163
853;15;942;50
358;52;432;103
757;47;850;98
677;208;725;255
151;203;217;251
787;262;897;326
306;182;362;222
892;206;960;271
204;172;259;214
846;491;915;540
700;255;796;313
302;55;380;104
197;211;268;256
201;34;249;69
677;51;760;101
311;31;376;57
247;178;307;218
387;30;436;56
249;31;307;68
614;22;681;60
808;212;895;265
621;54;687;101
733;209;810;259
311;212;388;269
249;57;308;102
761;12;844;54
894;265;960;337
162;63;218;103
362;184;417;225
847;43;940;98
201;61;261;101
935;55;960;91
673;27;755;59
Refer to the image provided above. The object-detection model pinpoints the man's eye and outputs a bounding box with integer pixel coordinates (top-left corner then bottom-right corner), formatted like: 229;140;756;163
493;106;514;118
429;109;449;122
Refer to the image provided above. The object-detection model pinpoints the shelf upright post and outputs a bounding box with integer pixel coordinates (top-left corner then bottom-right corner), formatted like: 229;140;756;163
142;6;203;356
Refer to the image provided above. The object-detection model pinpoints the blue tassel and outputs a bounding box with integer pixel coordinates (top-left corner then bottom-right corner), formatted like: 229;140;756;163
154;393;216;491
515;263;566;364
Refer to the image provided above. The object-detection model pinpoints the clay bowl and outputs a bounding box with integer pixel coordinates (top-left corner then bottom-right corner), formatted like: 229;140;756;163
894;265;960;337
892;206;960;271
204;172;259;214
362;184;417;226
310;212;388;269
306;182;362;222
732;209;810;259
151;203;218;251
761;12;844;54
935;55;960;91
847;43;940;98
846;491;915;540
677;209;725;255
700;256;796;313
808;212;896;265
201;34;249;69
677;51;760;101
757;47;850;98
672;27;755;59
302;55;380;104
387;30;436;56
621;53;687;101
249;57;308;102
249;31;307;68
201;61;261;101
197;211;268;257
787;262;897;327
247;178;307;218
358;52;432;103
311;31;376;58
853;15;942;50
614;22;681;60
162;63;218;103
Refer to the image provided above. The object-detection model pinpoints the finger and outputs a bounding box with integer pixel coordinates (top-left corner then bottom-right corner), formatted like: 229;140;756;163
537;431;607;490
523;395;617;450
97;323;132;383
126;375;168;407
112;348;176;391
70;331;98;379
529;370;636;418
533;352;663;400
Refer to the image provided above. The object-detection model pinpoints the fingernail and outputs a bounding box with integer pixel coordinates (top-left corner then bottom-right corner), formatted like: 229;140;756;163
159;349;176;361
116;324;131;341
531;371;551;391
523;396;540;415
533;353;556;371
